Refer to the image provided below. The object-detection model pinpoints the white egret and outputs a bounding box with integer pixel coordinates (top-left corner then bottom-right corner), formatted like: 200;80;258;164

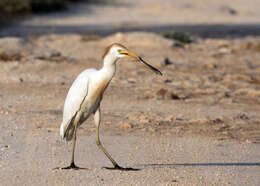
59;43;162;170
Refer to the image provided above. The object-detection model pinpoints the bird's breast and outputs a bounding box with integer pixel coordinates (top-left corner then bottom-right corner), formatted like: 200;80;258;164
83;77;111;110
91;78;110;101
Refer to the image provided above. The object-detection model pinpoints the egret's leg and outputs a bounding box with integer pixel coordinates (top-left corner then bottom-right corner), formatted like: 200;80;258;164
70;122;78;167
94;108;140;171
62;113;80;169
94;108;120;168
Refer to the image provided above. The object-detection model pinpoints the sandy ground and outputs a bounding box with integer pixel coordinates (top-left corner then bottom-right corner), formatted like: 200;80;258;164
1;0;260;185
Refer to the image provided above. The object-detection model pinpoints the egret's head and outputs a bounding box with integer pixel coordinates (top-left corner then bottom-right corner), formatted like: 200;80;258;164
103;43;162;76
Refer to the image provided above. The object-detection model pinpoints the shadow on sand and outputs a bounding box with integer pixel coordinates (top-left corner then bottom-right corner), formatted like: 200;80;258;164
138;162;260;168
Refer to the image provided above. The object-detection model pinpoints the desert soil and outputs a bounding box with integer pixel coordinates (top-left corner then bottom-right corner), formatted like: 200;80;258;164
0;0;260;185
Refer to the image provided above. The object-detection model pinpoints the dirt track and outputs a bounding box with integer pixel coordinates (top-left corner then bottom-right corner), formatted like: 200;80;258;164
0;0;260;185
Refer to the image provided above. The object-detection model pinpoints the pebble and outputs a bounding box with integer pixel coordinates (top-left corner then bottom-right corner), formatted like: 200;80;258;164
161;57;173;66
219;5;237;15
120;123;133;129
138;115;150;123
235;113;249;120
0;37;26;61
163;115;176;122
156;88;181;100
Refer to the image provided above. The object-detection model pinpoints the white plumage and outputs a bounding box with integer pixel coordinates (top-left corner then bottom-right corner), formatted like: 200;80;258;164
58;43;162;170
60;69;92;140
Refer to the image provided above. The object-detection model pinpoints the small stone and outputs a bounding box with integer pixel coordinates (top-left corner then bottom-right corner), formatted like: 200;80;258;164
120;123;133;129
173;42;184;48
204;63;218;69
176;117;184;121
138;115;150;123
164;115;176;122
127;78;136;84
156;88;181;100
224;92;231;98
161;57;173;66
212;118;224;124
0;37;26;61
219;5;237;15
156;88;168;100
164;79;172;83
170;92;181;100
236;113;249;120
219;47;231;54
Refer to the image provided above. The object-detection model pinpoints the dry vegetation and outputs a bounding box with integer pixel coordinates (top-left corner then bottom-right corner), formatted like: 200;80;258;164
0;0;77;15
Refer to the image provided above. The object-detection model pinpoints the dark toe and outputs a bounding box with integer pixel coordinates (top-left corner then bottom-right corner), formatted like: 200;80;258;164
55;162;88;170
103;165;140;171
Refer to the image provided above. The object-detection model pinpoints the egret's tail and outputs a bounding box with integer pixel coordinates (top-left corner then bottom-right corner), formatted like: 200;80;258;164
60;121;74;141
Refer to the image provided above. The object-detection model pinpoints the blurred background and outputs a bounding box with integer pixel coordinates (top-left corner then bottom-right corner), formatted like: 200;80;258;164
0;0;260;185
1;0;260;37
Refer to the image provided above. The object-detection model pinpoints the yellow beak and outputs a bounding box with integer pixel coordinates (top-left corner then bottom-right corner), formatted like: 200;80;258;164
119;49;162;76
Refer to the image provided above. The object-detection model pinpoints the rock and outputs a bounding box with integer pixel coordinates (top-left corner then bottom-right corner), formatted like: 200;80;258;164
235;113;249;120
163;115;176;122
172;41;184;48
161;57;173;66
164;79;172;83
212;117;224;124
127;78;136;84
0;37;26;61
218;47;231;55
156;88;182;100
156;88;168;100
170;92;181;100
120;123;133;129
182;81;193;88
138;115;150;123
219;5;237;15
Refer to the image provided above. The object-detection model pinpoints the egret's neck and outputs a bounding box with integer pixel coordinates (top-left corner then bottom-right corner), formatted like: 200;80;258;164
101;54;118;78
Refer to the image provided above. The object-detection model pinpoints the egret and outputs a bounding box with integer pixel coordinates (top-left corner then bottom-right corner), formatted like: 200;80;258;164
59;43;162;170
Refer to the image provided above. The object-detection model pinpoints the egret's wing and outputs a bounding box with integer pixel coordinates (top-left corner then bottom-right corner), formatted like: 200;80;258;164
60;69;96;138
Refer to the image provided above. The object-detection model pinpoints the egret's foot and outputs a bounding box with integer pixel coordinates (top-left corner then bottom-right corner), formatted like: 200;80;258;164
62;162;80;170
103;164;140;171
56;162;88;170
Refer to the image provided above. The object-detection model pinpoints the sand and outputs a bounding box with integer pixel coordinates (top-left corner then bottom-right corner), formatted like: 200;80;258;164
0;0;260;185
